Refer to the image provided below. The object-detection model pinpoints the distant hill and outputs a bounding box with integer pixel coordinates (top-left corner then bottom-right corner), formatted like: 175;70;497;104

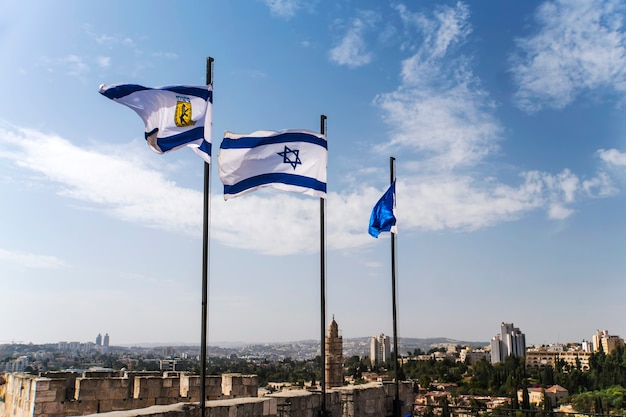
342;337;488;357
116;337;488;360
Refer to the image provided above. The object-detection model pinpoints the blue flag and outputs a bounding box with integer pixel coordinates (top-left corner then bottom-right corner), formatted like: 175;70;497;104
368;181;397;238
99;84;212;163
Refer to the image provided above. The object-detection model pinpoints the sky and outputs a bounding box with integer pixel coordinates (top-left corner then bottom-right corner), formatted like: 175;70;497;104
1;0;626;348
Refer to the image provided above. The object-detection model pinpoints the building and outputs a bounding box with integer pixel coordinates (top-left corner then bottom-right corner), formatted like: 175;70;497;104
103;333;110;347
370;334;391;366
525;346;592;371
95;333;102;346
2;356;28;373
490;322;526;364
325;317;343;388
592;330;624;354
459;347;491;365
518;385;568;408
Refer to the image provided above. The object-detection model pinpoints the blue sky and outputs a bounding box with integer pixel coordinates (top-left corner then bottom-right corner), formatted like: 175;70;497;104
2;0;626;347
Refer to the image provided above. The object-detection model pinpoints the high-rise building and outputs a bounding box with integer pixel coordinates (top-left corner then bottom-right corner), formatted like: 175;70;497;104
370;333;391;366
592;330;624;354
490;322;526;364
325;317;343;388
96;333;102;346
103;333;110;347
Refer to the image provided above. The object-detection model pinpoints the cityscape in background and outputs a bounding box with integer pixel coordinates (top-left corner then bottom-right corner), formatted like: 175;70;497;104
2;321;625;417
2;322;623;374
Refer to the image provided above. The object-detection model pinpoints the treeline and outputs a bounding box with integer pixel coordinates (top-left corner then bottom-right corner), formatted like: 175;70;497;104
110;346;626;414
397;346;626;414
206;356;321;387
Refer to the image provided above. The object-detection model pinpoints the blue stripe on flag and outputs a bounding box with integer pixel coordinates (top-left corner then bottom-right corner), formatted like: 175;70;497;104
220;132;327;150
102;85;212;101
161;86;212;101
199;139;212;155
146;126;208;153
101;84;149;99
224;173;327;196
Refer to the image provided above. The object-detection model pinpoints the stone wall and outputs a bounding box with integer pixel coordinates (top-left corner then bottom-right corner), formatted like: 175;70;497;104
77;381;414;417
221;373;259;399
1;372;413;417
0;372;258;417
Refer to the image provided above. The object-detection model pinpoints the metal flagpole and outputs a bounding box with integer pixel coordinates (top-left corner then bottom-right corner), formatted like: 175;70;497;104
389;156;401;417
319;114;328;417
200;56;214;417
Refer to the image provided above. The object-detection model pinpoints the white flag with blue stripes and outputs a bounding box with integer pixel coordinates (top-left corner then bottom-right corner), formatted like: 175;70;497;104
218;129;327;200
99;84;212;163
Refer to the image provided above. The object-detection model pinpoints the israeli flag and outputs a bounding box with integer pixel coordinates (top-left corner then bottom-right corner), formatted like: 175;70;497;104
218;129;327;200
99;84;212;163
368;181;397;238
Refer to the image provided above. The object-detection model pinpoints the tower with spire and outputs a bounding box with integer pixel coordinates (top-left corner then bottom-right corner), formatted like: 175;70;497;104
325;316;343;388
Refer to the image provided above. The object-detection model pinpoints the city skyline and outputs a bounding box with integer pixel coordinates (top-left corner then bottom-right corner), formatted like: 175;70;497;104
4;324;621;350
2;0;626;346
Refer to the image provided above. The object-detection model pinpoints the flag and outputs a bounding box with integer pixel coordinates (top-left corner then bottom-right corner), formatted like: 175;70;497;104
368;181;397;238
218;129;327;200
99;84;212;163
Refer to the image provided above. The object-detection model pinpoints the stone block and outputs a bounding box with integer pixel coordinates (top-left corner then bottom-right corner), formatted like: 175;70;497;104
34;389;58;402
263;398;277;416
77;389;97;401
42;400;63;415
34;379;50;391
98;399;115;413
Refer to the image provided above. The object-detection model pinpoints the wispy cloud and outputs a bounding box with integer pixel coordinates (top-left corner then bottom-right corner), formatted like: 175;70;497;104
511;0;626;112
598;148;626;166
372;1;615;229
83;26;136;49
96;56;111;68
264;0;301;19
1;126;203;236
41;55;90;77
0;122;615;256
375;2;495;171
0;248;66;269
329;11;379;68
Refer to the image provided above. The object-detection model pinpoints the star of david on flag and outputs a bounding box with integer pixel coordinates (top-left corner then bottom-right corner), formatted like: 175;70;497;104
277;146;302;169
218;129;327;200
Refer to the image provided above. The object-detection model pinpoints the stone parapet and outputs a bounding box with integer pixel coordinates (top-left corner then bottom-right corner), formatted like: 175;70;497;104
0;371;259;417
1;372;411;417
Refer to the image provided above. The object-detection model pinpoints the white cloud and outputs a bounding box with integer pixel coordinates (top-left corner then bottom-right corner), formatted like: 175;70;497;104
0;248;66;269
1;126;203;236
85;28;136;49
96;56;111;68
375;2;497;171
372;1;617;229
41;55;90;77
0;123;616;256
511;0;626;112
264;0;301;19
598;148;626;166
329;11;379;68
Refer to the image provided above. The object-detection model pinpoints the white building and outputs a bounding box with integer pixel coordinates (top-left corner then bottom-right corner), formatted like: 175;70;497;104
370;333;391;365
490;322;526;364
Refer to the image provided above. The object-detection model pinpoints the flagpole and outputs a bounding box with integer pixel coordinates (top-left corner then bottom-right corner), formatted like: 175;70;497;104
319;114;328;417
389;156;400;417
200;56;214;417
